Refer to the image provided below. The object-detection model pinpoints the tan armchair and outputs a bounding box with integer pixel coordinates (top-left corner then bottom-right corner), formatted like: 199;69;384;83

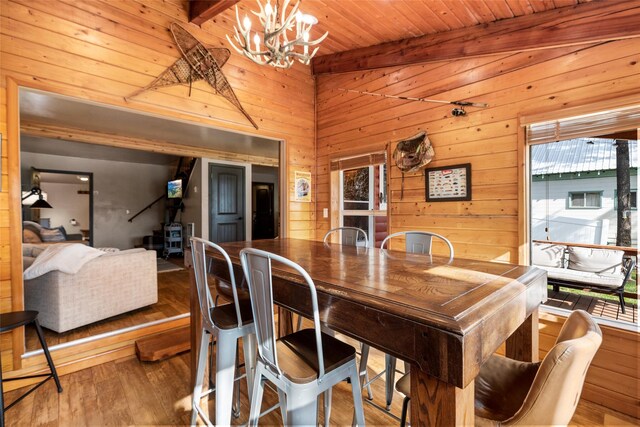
396;310;603;426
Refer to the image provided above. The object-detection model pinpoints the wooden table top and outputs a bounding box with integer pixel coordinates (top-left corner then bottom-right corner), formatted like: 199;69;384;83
200;238;548;424
213;238;546;337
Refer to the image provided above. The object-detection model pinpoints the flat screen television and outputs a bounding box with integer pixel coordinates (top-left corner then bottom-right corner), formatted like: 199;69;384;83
167;179;183;199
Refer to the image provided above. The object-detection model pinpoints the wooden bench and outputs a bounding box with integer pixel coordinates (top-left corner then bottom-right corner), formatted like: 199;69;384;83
532;241;636;313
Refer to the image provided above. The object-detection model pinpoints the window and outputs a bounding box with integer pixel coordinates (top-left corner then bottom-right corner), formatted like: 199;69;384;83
525;99;638;328
568;191;602;209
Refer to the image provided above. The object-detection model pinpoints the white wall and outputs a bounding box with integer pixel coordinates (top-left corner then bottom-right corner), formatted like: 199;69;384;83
180;158;202;246
531;175;638;245
39;182;89;235
21;152;173;249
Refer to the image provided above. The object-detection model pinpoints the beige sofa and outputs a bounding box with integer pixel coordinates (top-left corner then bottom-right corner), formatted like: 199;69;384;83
24;247;158;333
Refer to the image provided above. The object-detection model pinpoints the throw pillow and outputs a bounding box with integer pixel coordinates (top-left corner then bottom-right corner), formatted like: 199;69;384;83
40;228;66;242
23;229;42;243
568;246;624;275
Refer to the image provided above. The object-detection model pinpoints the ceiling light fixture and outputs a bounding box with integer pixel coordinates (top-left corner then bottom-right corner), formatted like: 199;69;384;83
226;0;328;69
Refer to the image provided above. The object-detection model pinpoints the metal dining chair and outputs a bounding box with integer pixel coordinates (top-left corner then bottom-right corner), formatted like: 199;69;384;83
395;310;602;426
322;226;374;401
323;226;369;247
190;237;257;427
366;230;455;410
240;248;366;427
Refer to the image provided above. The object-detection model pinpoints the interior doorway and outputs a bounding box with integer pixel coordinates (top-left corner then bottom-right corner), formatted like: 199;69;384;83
252;182;276;239
22;168;93;246
209;163;246;243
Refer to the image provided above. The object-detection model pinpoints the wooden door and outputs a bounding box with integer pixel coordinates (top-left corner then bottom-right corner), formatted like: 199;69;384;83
209;164;245;243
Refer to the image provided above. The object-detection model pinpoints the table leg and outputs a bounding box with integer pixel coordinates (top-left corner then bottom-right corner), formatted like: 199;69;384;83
505;310;539;362
277;306;294;337
410;366;474;427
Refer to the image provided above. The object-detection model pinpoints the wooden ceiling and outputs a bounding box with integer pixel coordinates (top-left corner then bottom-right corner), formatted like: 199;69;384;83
228;0;589;56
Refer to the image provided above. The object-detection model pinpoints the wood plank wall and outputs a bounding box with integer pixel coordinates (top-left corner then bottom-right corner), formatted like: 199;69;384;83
316;39;640;417
0;0;315;373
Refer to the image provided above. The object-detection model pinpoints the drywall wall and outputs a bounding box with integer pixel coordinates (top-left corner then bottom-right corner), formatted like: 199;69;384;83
21;152;172;249
37;182;90;235
180;158;202;243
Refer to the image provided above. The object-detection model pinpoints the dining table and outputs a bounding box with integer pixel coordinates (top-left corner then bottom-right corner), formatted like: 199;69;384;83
190;238;547;426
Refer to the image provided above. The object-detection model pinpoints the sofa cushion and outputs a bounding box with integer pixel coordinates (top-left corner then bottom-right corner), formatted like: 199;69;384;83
101;248;145;257
40;227;66;242
542;266;625;289
23;221;43;234
98;247;121;253
532;243;566;268
568;247;624;275
23;256;36;270
23;244;47;258
23;229;42;243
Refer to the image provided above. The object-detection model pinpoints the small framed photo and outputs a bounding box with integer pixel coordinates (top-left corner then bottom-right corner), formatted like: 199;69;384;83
425;163;471;202
294;171;311;202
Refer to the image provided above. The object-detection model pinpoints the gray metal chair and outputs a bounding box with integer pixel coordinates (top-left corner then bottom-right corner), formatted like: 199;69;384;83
190;237;257;427
240;248;366;427
322;226;374;401
323;226;369;247
367;230;455;410
381;230;455;261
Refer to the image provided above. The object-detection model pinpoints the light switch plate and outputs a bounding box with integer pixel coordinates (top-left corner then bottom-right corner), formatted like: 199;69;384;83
323;208;328;218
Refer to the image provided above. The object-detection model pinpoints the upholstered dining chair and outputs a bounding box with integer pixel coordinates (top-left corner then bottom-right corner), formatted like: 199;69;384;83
323;226;369;247
240;248;366;427
367;230;455;410
190;237;256;427
395;309;602;426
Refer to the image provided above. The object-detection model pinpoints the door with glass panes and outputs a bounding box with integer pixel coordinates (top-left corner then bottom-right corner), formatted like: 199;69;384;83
340;163;387;247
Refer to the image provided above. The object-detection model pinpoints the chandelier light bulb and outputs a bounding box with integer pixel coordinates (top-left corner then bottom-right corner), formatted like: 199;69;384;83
302;14;318;25
227;0;329;69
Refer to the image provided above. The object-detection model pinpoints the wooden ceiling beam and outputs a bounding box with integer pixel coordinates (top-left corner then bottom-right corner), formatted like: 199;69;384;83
312;0;640;75
189;0;240;26
21;122;279;167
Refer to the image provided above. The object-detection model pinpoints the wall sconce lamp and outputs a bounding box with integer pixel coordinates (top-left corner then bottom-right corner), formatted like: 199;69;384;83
21;187;53;209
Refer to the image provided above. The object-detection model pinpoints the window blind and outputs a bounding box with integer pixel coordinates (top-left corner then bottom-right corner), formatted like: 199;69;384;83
330;152;386;171
527;104;640;145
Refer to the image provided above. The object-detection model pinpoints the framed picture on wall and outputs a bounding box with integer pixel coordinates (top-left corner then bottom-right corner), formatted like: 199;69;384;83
425;163;471;202
294;171;311;202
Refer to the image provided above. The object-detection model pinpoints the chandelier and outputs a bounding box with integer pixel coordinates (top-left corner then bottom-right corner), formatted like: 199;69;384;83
226;0;328;69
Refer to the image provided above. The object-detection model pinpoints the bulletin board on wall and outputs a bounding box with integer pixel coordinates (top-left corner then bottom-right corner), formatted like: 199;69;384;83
425;163;471;202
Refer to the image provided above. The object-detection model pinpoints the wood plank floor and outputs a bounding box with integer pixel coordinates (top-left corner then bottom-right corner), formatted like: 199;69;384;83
545;288;637;324
25;267;191;351
4;341;638;426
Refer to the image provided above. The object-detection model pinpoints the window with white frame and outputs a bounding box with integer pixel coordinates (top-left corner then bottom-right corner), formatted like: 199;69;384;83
568;191;602;209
